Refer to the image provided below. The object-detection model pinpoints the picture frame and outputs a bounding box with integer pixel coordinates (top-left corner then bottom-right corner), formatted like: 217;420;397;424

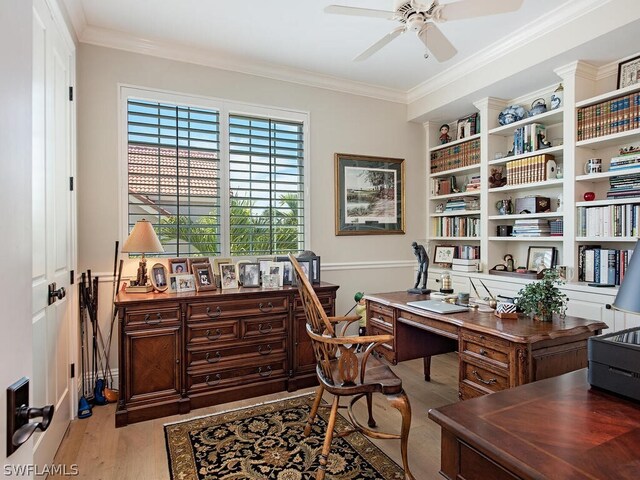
291;258;311;286
526;246;556;272
219;263;239;289
434;245;455;267
234;260;251;286
275;256;294;285
262;273;280;289
267;261;284;287
168;258;190;275
241;263;261;288
306;255;321;284
192;262;216;292
167;274;178;293
175;274;196;293
257;257;274;278
617;54;640;89
150;262;168;292
335;153;405;236
456;112;478;140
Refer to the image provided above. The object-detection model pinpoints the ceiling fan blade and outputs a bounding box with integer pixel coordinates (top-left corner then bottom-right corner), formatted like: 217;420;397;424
440;0;524;21
324;5;395;20
354;27;406;62
418;23;457;62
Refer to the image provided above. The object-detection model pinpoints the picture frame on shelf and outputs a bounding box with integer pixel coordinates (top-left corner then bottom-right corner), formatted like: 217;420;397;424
267;261;285;287
241;263;261;288
456;112;478;140
167;274;178;293
617;54;640;89
275;256;294;285
335;153;405;236
434;245;455;267
309;255;321;284
526;246;556;273
219;263;238;289
150;263;168;292
175;274;196;293
192;262;216;291
257;257;274;278
291;258;312;286
235;260;251;286
168;258;190;275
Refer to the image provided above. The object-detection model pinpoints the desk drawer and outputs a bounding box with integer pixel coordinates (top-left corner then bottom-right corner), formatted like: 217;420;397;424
188;338;286;368
125;305;181;328
369;324;395;364
242;314;287;339
399;311;457;338
187;320;239;345
368;302;394;330
460;334;509;370
461;359;509;393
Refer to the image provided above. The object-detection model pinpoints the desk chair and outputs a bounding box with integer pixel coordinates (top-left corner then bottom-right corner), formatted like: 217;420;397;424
289;254;415;480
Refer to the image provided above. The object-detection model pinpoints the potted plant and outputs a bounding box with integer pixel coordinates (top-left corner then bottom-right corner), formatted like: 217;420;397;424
515;269;568;322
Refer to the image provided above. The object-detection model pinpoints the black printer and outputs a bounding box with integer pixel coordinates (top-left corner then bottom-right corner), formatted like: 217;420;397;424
588;326;640;402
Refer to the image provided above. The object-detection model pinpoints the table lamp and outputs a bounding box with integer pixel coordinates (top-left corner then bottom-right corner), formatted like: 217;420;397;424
121;219;164;293
612;240;640;314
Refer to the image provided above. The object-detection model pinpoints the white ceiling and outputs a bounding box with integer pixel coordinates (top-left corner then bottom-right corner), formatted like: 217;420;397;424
63;0;640;109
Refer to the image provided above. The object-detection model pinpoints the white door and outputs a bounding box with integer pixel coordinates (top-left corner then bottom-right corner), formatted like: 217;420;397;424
32;0;76;467
0;0;36;467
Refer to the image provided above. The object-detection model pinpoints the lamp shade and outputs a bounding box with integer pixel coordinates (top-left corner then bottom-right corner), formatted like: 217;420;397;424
122;220;164;254
612;240;640;314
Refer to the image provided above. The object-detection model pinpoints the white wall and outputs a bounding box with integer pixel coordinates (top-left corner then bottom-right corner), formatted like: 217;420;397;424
76;43;425;369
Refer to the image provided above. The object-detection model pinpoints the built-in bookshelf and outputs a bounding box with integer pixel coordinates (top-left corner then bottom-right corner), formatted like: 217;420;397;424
424;64;640;283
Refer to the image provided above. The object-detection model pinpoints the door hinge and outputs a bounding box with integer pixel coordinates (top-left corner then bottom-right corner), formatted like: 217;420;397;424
69;177;74;191
69;86;73;101
70;363;75;379
70;270;75;285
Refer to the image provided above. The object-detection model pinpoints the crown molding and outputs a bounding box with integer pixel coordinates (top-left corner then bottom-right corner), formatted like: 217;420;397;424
596;61;618;81
406;0;605;104
79;25;407;104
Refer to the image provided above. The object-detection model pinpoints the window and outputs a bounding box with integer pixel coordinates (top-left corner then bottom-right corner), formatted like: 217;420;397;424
229;115;304;255
127;99;221;256
124;89;307;257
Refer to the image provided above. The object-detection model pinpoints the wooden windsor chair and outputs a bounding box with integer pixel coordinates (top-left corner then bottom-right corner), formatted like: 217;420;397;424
289;254;415;480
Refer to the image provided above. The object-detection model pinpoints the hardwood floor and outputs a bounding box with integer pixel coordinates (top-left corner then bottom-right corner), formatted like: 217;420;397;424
51;353;459;480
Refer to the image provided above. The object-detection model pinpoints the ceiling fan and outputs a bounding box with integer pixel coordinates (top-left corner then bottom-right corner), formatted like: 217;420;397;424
325;0;524;62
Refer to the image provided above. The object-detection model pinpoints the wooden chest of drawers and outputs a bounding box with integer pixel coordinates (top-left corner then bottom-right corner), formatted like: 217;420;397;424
115;283;337;427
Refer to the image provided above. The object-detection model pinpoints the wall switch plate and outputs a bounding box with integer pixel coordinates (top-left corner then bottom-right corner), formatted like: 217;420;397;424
7;377;29;457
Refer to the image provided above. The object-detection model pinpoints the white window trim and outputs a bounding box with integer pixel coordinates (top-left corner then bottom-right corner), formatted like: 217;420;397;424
118;84;311;256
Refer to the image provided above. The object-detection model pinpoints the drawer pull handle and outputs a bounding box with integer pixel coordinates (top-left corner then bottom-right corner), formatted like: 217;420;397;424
258;366;272;377
472;370;497;386
206;306;222;319
259;302;273;313
479;349;488;356
258;323;273;334
205;351;221;363
205;374;221;386
258;344;272;356
144;313;162;325
205;328;222;341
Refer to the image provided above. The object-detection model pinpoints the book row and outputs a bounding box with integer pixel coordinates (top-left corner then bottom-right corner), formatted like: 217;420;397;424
576;91;640;141
504;154;556;186
577;246;634;285
430;138;481;174
510;123;548;156
431;216;480;238
576;203;640;238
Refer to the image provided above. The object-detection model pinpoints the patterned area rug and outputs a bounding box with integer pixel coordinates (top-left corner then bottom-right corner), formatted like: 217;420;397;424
164;393;405;480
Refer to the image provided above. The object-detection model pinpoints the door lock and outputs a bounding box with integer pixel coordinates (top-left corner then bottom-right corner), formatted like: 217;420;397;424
48;282;66;305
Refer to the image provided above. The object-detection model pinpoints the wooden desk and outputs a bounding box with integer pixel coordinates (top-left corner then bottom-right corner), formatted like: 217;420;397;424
366;291;606;399
428;369;640;479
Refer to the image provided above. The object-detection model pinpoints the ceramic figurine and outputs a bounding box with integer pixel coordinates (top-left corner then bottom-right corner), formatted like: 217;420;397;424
551;83;563;109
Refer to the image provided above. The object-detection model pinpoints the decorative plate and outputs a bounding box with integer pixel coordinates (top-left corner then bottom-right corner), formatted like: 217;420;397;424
498;105;527;126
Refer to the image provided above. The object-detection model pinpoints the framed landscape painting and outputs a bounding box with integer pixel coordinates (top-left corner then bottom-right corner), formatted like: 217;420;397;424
335;153;405;236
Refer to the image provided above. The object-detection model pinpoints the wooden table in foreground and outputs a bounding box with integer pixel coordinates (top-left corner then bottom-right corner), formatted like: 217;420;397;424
428;369;640;479
365;291;607;399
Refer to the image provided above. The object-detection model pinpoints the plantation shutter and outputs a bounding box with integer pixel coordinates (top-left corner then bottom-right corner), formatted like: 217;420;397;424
228;114;305;255
127;99;221;256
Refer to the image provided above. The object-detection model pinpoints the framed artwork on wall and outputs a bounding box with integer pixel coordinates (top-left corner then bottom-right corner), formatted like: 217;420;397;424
334;153;405;236
617;54;640;89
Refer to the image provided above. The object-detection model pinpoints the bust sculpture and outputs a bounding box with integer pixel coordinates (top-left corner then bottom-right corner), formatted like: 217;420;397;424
408;241;431;294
